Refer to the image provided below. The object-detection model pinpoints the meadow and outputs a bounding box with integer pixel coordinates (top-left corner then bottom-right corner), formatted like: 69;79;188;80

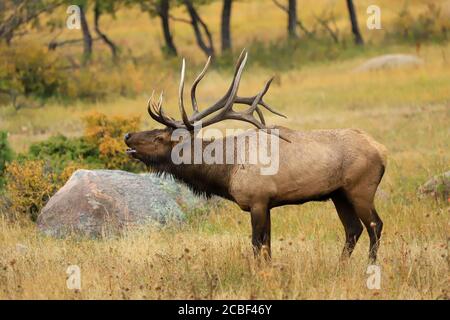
0;0;449;299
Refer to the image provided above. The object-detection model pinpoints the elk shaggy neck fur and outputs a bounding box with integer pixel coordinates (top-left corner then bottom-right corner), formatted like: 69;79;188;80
140;130;235;199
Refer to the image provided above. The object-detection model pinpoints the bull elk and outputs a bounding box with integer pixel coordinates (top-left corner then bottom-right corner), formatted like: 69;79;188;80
124;50;387;263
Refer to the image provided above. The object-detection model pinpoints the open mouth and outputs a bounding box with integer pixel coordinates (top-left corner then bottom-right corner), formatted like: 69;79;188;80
126;148;137;154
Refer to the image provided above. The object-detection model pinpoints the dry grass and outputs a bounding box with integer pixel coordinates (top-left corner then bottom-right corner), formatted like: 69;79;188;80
0;198;448;299
0;0;450;299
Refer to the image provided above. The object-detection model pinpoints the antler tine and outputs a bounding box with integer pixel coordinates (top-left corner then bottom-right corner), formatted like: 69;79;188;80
178;59;194;130
158;93;179;124
255;107;266;125
190;49;249;123
201;72;291;142
245;85;266;116
147;91;162;123
191;56;211;114
152;92;163;115
235;77;287;119
154;91;167;117
201;51;249;127
147;91;181;128
223;51;248;113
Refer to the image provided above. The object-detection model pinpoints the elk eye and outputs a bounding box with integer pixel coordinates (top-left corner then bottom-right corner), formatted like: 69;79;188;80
155;136;164;142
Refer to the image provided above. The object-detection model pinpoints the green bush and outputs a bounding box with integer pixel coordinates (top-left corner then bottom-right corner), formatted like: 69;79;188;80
0;131;13;189
22;112;145;174
26;134;101;173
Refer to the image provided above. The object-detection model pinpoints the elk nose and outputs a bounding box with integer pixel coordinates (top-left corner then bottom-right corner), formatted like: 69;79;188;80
124;132;131;142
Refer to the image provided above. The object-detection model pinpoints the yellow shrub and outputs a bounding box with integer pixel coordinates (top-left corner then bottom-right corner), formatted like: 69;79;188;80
0;41;68;100
5;160;57;221
83;112;143;171
4;160;85;221
57;162;86;185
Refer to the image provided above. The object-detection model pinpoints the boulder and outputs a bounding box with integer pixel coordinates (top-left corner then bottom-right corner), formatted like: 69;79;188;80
353;54;423;72
418;171;450;201
37;169;213;238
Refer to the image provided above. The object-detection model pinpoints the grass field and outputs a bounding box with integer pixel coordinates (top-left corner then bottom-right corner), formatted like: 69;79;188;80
0;0;449;299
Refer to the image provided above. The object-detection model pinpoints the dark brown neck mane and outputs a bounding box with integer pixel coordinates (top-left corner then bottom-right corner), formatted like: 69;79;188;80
146;138;235;200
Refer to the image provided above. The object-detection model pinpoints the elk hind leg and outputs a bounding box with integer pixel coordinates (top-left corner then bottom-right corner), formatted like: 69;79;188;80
348;194;383;263
332;190;363;260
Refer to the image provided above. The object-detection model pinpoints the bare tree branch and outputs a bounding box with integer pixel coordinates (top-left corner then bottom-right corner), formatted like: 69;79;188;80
272;0;313;37
94;1;118;60
168;13;191;24
313;11;340;44
272;0;288;13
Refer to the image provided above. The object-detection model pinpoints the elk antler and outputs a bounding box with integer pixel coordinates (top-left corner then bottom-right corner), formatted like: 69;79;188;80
148;49;289;140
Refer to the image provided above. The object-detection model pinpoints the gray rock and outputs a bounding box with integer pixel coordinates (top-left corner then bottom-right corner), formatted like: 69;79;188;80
418;171;450;201
353;54;423;72
375;187;390;201
16;243;28;254
37;169;213;238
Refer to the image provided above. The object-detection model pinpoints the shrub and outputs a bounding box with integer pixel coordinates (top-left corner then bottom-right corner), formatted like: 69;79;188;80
0;131;13;189
65;62;141;101
4;159;83;221
84;111;144;172
26;134;100;173
0;42;68;106
0;43;142;106
5;160;57;221
392;3;449;42
25;113;145;173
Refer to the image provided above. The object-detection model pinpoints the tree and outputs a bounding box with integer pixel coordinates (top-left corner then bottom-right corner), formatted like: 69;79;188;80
0;0;63;45
182;0;214;57
287;0;297;38
132;0;178;56
94;0;118;60
346;0;363;45
221;0;232;52
167;0;215;57
273;0;311;39
158;0;178;56
78;2;93;63
49;1;119;63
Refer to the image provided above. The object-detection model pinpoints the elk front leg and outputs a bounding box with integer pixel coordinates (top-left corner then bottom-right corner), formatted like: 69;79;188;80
250;203;271;261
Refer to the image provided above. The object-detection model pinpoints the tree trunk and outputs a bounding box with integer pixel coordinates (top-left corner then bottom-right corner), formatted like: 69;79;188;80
94;1;118;60
221;0;232;52
158;0;177;56
346;0;364;45
287;0;297;38
184;0;215;57
79;4;93;63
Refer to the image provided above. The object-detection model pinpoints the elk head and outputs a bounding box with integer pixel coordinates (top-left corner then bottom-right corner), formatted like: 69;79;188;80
124;49;287;167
